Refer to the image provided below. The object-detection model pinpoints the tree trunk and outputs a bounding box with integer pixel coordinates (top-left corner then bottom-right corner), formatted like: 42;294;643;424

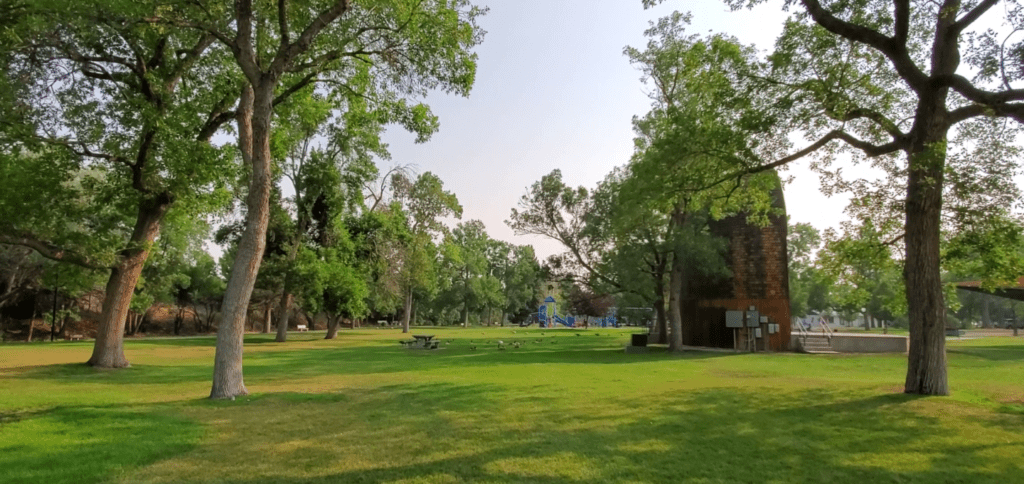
903;139;949;396
211;82;268;400
981;296;991;328
88;194;171;368
275;291;292;342
652;296;668;345
667;256;684;352
262;301;272;334
402;286;413;333
27;308;36;342
325;315;340;339
174;308;184;335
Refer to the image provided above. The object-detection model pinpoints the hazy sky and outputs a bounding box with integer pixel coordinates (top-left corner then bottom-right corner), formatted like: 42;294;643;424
380;1;851;260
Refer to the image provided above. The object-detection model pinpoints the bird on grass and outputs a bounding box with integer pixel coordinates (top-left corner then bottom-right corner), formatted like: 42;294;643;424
595;333;600;336
576;333;581;337
470;346;477;351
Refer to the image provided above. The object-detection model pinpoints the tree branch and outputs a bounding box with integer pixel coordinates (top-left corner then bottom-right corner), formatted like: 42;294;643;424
836;107;906;139
950;0;999;36
272;0;352;75
945;73;1024;104
166;33;216;92
0;233;110;270
893;0;909;44
233;0;261;83
800;0;928;91
700;129;904;193
278;0;290;47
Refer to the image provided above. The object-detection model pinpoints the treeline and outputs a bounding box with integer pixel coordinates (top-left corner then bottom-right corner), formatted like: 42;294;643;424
788;222;1024;331
0;0;499;397
0;168;544;340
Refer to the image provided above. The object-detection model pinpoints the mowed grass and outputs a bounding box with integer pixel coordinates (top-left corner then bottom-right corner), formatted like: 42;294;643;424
1;328;1023;483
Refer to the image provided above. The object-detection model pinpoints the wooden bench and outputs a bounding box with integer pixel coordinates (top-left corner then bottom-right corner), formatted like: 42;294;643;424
296;325;308;332
69;334;84;341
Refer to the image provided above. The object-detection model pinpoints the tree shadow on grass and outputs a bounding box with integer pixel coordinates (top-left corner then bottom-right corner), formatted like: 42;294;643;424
948;344;1024;362
128;385;1024;484
11;339;736;388
0;405;203;484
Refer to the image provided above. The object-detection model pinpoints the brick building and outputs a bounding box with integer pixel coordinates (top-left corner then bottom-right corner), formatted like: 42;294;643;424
683;183;792;351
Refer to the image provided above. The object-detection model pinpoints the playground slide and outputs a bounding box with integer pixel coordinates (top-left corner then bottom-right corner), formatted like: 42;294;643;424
552;315;574;327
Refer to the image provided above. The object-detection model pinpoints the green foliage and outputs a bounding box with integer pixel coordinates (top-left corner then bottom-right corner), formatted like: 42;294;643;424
788;222;832;318
944;211;1024;292
435;220;502;323
818;221;906;320
293;234;369;321
348;207;412;317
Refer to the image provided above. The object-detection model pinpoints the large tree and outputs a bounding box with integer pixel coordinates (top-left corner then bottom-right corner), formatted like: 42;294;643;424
621;14;783;350
392;172;463;332
705;0;1024;394
158;0;484;398
1;1;236;367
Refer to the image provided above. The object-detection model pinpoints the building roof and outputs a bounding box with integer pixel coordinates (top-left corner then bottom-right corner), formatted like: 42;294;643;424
955;277;1024;302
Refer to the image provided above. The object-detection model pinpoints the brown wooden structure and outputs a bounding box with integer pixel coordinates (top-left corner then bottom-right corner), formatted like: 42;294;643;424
685;184;792;351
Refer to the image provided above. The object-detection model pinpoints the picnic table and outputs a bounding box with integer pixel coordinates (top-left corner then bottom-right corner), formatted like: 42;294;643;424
413;334;435;346
401;334;439;349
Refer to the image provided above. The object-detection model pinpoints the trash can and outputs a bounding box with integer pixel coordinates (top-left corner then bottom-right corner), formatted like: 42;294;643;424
631;333;648;347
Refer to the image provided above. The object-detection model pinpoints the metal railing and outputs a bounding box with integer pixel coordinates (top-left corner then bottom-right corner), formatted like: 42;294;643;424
818;316;834;342
794;318;809;346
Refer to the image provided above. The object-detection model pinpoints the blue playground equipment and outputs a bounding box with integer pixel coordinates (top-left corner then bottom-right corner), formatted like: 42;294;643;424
552;314;575;327
537;296;619;328
537;296;571;328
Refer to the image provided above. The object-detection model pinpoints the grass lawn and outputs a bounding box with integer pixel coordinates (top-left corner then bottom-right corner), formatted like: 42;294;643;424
1;328;1022;483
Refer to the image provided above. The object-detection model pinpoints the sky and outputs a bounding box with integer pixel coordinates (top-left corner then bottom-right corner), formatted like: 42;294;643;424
379;0;853;261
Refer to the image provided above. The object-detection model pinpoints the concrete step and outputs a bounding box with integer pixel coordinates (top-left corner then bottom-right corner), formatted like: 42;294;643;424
797;335;833;353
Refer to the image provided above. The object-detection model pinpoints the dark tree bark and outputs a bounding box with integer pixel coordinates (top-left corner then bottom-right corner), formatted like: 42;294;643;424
652;297;668;344
275;291;293;342
88;194;171;367
325;315;341;339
